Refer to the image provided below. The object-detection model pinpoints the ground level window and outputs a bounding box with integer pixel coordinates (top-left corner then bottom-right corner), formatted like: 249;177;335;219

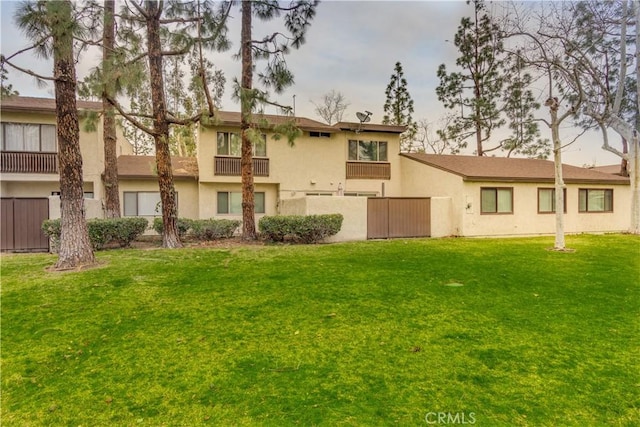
538;188;566;213
481;187;513;214
124;191;177;216
579;189;613;212
344;192;378;197
305;192;332;196
217;191;265;214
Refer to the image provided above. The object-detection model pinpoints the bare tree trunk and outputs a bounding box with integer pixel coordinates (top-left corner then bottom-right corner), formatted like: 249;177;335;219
620;137;629;176
629;132;640;234
546;97;565;250
102;0;120;218
54;0;95;269
240;2;256;240
146;0;182;248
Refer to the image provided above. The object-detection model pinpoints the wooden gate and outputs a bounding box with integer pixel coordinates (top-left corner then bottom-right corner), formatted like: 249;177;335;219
1;198;50;252
367;197;431;239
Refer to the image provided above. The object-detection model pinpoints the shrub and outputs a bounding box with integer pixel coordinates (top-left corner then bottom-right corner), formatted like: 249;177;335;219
258;214;343;244
42;217;149;250
190;219;240;240
152;217;193;238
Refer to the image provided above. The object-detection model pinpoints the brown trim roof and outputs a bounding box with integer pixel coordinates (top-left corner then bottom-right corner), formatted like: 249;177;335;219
208;111;336;133
589;164;625;175
117;155;198;180
0;96;102;113
401;153;630;185
333;121;407;134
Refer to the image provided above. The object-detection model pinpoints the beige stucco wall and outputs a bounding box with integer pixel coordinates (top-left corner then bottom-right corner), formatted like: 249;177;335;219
400;157;632;237
280;196;368;242
0;180;95;198
400;157;465;235
461;181;631;236
198;126;403;202
48;196;103;220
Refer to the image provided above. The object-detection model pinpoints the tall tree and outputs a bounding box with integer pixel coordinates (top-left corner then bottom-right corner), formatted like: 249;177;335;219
504;3;589;249
102;0;232;248
10;0;97;268
437;0;548;158
237;0;318;240
102;0;120;218
382;61;417;152
312;89;349;124
566;0;639;233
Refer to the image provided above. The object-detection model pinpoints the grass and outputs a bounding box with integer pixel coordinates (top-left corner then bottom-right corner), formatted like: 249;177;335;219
1;234;639;426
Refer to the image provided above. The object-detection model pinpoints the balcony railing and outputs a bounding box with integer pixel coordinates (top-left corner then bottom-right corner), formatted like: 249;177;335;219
346;161;390;180
0;151;59;174
214;156;269;177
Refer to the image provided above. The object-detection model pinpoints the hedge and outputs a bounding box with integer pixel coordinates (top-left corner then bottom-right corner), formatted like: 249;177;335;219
258;214;343;244
152;217;240;241
152;217;193;238
42;217;149;250
190;219;240;240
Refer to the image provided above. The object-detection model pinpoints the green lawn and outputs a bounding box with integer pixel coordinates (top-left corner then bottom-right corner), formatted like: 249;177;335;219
1;235;639;426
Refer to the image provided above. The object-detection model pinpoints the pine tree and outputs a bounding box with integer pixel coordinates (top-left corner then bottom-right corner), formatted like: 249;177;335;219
436;0;505;156
237;0;318;240
13;0;97;268
382;61;417;152
100;0;232;248
102;0;120;218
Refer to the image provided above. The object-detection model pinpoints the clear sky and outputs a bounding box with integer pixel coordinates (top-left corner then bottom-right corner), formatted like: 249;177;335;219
0;0;622;167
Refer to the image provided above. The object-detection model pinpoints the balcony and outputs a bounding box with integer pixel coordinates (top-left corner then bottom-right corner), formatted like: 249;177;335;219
1;151;59;174
346;161;390;180
214;156;269;177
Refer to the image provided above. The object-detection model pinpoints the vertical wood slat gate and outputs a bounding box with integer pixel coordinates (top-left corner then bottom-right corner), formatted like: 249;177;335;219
367;197;431;239
1;198;50;252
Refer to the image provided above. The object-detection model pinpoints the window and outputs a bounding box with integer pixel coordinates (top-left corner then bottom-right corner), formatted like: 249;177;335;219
310;131;331;138
124;192;177;216
344;192;378;197
217;132;266;157
305;192;333;196
51;191;94;199
217;192;265;214
538;188;567;213
1;123;57;152
348;140;388;162
579;189;613;212
481;187;513;214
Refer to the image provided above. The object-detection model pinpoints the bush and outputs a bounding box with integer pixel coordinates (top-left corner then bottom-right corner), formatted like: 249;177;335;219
42;217;149;250
191;219;240;240
152;217;193;238
258;214;343;244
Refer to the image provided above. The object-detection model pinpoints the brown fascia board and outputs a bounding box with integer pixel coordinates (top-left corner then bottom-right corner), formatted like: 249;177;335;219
210;111;336;133
399;153;630;185
334;122;407;134
0;96;101;114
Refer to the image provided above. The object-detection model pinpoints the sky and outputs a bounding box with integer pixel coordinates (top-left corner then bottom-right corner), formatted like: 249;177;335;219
0;0;623;167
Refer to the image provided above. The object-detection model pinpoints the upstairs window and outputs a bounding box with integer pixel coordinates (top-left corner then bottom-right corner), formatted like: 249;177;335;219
348;140;388;162
481;187;513;214
310;131;331;138
579;189;613;212
217;132;266;157
1;123;57;152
